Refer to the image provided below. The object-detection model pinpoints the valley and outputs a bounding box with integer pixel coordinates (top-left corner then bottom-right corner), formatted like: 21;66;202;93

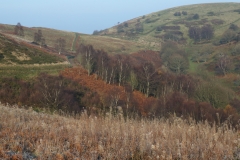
0;2;240;159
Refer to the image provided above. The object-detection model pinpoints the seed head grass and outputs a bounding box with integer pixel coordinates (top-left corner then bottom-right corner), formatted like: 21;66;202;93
0;104;239;159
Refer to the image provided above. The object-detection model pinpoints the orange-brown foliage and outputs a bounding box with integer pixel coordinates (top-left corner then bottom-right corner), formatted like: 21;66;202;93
130;50;162;68
61;67;157;116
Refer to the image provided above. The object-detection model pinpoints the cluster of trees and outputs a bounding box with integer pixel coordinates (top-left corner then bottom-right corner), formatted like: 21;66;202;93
160;41;189;73
75;42;236;110
0;74;94;112
188;24;214;42
60;65;240;126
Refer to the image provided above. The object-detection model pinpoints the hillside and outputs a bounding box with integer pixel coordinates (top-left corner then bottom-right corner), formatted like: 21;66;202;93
0;24;148;55
0;33;70;79
96;3;240;48
92;3;240;100
0;33;64;65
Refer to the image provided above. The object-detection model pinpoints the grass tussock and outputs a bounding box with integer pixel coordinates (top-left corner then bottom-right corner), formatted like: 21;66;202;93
0;104;240;159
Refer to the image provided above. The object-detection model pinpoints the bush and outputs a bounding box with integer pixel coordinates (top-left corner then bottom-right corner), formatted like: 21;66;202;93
211;19;225;25
0;53;4;60
92;30;99;35
182;11;188;15
220;29;236;44
117;25;124;33
174;12;181;16
231;43;240;56
207;12;215;16
156;26;162;32
135;23;144;33
229;24;239;31
192;14;199;20
145;18;152;23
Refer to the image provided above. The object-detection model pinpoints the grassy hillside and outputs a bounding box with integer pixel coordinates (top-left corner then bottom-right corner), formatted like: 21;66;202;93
0;104;239;159
96;3;240;49
0;33;70;79
0;33;65;65
0;24;148;55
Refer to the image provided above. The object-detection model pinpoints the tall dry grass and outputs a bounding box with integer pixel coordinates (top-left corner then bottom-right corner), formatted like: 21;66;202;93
0;104;239;159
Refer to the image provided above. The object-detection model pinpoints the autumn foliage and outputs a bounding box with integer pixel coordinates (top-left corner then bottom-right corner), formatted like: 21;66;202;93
0;42;239;126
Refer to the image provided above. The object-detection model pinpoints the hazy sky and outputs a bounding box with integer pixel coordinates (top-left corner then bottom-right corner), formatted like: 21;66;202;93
1;1;239;34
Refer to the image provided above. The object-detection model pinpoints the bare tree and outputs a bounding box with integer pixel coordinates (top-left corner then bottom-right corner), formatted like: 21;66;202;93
34;29;43;45
137;62;158;97
14;22;24;36
168;54;189;74
40;37;46;48
217;54;231;76
37;73;64;110
130;70;138;91
116;55;129;86
77;44;96;76
55;38;66;54
96;50;109;80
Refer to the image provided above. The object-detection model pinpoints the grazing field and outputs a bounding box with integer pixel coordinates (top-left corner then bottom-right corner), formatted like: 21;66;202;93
0;104;239;159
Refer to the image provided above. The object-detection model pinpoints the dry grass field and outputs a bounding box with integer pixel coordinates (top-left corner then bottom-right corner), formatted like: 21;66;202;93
0;104;239;159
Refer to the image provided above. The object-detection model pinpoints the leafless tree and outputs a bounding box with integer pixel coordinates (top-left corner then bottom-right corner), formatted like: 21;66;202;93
116;55;129;86
37;73;64;110
168;54;189;74
14;22;24;36
55;38;66;54
217;54;231;76
77;45;96;76
137;62;158;97
34;29;43;45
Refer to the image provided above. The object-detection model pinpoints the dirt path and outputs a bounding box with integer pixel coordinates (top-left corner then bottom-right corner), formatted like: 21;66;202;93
0;61;70;67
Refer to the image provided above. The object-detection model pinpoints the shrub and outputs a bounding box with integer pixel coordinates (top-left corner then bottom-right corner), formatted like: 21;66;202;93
220;29;236;44
117;25;124;33
174;12;181;16
211;19;225;25
145;18;151;23
229;24;239;31
207;12;215;16
92;30;99;35
192;14;199;20
182;11;188;15
0;53;4;60
156;26;162;32
135;23;144;33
